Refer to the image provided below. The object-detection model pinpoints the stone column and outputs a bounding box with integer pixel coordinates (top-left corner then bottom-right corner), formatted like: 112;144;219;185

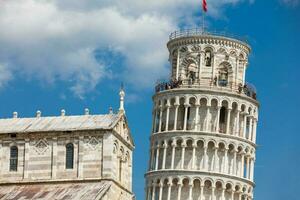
250;157;255;181
246;155;250;179
188;183;193;200
158;107;163;132
174;105;179;130
183;105;189;131
236;110;240;136
226;108;232;134
166;104;170;131
233;150;237;176
151;184;156;200
192;143;197;169
240;153;245;178
253;119;257;143
152;109;156;133
203;145;208;170
200;185;204;200
158;182;163;200
238;193;242;200
181;143;186;169
221;188;226;200
243;113;248;138
248;116;253;140
212;187;216;200
167;181;172;200
223;148;228;174
177;183;182;200
155;145;160;170
216;106;221;133
213;147;218;172
171;141;176;169
77;136;84;179
162;142;168;169
195;105;200;131
231;190;235;200
146;185;151;200
149;147;155;170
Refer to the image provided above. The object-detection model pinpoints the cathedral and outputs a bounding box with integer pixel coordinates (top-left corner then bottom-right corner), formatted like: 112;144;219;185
0;89;135;200
145;28;259;200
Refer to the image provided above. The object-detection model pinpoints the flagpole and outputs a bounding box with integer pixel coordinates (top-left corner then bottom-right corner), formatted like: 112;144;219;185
202;12;205;33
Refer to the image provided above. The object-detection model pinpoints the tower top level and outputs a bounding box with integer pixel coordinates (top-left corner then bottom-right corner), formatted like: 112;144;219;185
156;28;256;101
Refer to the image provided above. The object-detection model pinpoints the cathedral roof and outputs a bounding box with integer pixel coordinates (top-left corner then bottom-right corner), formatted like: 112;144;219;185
0;114;120;134
0;180;111;200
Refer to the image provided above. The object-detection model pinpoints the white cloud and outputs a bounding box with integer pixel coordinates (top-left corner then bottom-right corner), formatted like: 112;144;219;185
0;0;252;97
0;64;12;88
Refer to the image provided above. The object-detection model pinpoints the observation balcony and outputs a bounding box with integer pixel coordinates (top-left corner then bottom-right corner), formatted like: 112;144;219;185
154;79;257;100
169;28;249;46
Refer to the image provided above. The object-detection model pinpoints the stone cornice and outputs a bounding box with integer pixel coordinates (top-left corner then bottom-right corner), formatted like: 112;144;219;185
167;35;251;54
153;87;259;107
145;170;255;187
151;131;257;149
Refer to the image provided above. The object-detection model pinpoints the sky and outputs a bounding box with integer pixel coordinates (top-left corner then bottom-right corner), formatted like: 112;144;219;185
0;0;299;199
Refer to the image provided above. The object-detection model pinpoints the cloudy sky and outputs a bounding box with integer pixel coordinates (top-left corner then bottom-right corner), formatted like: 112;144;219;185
0;0;299;199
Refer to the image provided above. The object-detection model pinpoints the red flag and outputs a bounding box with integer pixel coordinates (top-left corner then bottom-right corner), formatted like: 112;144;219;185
203;0;207;12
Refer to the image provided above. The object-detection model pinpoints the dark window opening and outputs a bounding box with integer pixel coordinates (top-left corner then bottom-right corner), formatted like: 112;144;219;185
66;143;74;169
10;146;18;171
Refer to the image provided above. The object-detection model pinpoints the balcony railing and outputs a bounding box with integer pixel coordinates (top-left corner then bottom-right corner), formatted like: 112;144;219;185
155;79;257;100
169;28;249;45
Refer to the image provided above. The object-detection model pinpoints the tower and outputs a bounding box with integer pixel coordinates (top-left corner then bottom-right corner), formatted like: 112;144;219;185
145;29;259;200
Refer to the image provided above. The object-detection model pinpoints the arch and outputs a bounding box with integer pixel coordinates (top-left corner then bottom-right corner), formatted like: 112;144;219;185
229;50;237;57
204;46;214;67
10;146;18;171
65;143;74;169
217;47;228;55
182;57;199;81
217;61;233;87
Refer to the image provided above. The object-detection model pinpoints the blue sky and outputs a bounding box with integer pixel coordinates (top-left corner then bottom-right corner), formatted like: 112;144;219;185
0;0;299;199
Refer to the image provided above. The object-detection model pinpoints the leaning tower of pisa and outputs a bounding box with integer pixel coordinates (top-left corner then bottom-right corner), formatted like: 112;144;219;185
145;29;259;200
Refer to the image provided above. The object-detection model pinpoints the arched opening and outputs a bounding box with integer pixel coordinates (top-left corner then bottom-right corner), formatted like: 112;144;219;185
187;98;196;130
192;179;201;199
171;178;179;200
185;140;193;169
199;98;208;131
165;140;173;169
168;98;176;130
162;179;169;200
177;98;185;130
215;181;223;200
174;140;183;169
204;48;213;67
181;178;190;200
204;180;213;200
228;144;235;175
218;143;225;173
65;143;74;169
218;62;233;87
219;106;227;133
187;60;198;84
207;141;215;171
161;100;168;132
10;146;18;171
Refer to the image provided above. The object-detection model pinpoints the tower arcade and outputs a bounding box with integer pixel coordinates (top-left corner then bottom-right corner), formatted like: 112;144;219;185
145;29;259;200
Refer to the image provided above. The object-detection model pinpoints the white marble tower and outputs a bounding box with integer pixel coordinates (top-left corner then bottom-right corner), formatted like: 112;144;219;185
145;29;259;200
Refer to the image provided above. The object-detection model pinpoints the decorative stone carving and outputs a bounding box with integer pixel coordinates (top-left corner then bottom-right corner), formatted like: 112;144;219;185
34;139;49;154
88;137;100;150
